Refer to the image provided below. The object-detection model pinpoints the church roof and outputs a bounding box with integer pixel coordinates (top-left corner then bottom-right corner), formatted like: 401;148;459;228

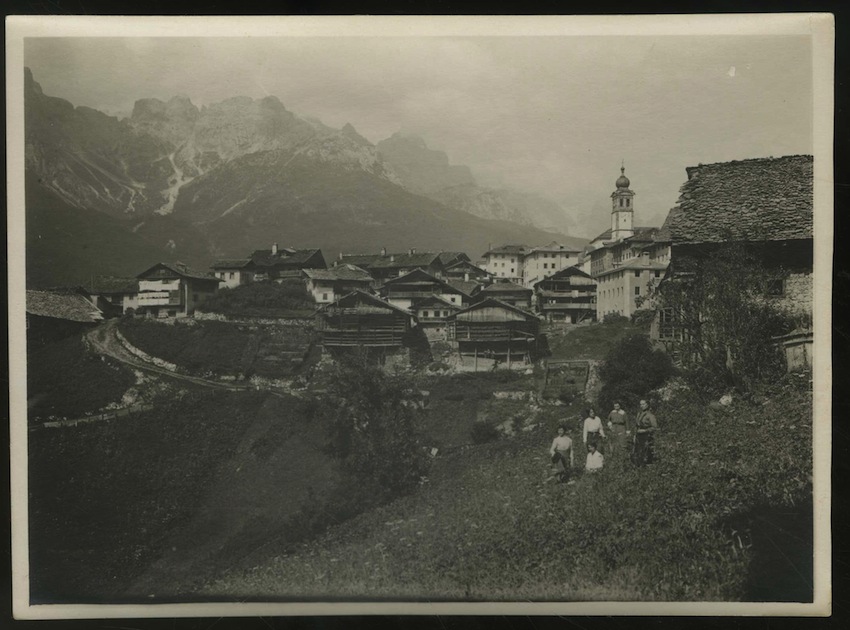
663;155;813;244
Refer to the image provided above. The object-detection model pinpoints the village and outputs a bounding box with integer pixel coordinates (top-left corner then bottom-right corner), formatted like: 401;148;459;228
26;157;814;377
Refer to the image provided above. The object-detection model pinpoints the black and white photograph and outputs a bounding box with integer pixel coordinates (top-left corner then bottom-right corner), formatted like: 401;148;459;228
7;14;833;619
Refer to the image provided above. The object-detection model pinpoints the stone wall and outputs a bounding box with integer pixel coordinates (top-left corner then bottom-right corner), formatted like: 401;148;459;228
776;272;813;318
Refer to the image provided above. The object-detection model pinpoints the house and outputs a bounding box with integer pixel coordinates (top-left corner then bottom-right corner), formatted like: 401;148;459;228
211;243;327;287
379;268;466;310
437;251;471;268
87;276;139;317
26;288;103;348
248;243;327;282
533;266;597;323
315;290;423;366
336;249;445;284
656;155;813;365
588;166;671;318
447;298;541;370
521;242;583;288
136;262;221;318
481;244;530;284
411;295;461;341
446;279;485;302
211;259;254;289
442;259;492;284
476;281;533;310
303;265;374;304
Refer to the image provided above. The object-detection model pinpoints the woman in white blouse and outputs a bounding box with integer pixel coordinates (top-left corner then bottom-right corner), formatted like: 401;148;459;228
582;407;606;451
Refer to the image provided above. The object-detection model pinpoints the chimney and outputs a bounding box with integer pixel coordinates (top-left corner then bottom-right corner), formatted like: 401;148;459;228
390;254;395;262
381;246;387;257
272;242;278;256
338;251;343;261
409;248;415;255
464;272;470;282
641;251;650;266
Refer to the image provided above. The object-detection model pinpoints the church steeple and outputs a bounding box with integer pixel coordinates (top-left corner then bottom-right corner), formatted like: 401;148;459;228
610;164;635;241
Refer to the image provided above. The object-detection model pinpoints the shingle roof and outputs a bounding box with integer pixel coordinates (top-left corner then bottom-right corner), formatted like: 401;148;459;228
452;297;540;321
303;265;373;282
531;241;582;254
664;155;813;244
88;276;138;294
413;295;460;309
26;290;103;323
337;254;384;268
437;251;470;265
444;260;489;275
319;289;412;316
533;266;592;287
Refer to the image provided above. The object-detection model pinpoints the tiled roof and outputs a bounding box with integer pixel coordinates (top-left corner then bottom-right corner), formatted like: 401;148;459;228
444;260;489;275
26;290;103;322
88;276;138;294
664;155;813;244
211;259;251;270
437;251;470;265
531;241;582;254
337;254;383;268
319;290;411;316
533;266;592;287
303;265;373;282
413;295;460;309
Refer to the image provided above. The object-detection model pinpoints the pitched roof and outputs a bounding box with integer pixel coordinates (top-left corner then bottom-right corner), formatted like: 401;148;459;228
595;258;669;278
452;297;540;321
337;253;384;268
446;279;483;296
88;276;138;294
368;252;443;270
26;290;103;323
137;262;220;282
437;251;470;265
484;244;531;256
533;266;592;287
303;265;373;282
481;281;532;294
590;226;659;246
318;289;411;316
412;295;461;309
664;155;813;244
211;259;252;270
530;241;582;254
250;248;324;268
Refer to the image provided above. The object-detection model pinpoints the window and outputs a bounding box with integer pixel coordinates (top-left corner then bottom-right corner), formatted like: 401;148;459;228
619;198;623;207
543;263;548;269
510;268;515;274
654;271;661;278
229;272;235;279
635;270;641;278
322;293;328;301
423;310;429;317
511;258;515;263
634;287;640;296
626;199;630;207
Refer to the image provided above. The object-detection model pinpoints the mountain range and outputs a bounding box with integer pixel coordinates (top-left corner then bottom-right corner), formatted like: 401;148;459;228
23;68;586;287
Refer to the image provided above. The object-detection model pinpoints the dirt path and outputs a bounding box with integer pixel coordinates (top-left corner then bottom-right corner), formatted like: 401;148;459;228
86;319;280;395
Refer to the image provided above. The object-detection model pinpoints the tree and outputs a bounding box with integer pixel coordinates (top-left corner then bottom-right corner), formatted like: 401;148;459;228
319;353;429;500
655;242;796;394
597;333;674;412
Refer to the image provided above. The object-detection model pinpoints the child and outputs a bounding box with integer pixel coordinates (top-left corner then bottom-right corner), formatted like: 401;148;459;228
585;442;604;473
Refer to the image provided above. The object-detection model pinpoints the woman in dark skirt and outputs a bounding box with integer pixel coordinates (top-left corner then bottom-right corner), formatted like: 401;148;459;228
632;398;658;466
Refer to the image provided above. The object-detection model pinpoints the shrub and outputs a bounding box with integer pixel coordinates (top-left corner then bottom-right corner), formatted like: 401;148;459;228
470;421;500;444
597;333;675;413
603;313;629;324
201;281;315;318
319;353;430;501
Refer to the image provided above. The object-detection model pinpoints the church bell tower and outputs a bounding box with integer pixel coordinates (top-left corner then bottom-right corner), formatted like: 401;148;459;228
610;164;635;241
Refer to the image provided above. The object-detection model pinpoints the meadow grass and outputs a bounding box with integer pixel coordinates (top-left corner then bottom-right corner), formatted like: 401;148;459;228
201;370;812;602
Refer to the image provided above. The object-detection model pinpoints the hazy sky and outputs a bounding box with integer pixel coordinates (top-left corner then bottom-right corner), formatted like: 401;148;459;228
24;35;813;237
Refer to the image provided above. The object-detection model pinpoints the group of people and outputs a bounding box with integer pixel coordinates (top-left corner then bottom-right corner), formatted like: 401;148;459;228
548;399;658;483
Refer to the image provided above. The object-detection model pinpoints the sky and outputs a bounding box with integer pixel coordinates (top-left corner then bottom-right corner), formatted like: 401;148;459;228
24;35;813;238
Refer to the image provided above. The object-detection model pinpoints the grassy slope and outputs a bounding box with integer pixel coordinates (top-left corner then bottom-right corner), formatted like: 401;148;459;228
27;333;136;420
119;318;317;378
202;372;813;602
544;317;650;361
28;389;340;603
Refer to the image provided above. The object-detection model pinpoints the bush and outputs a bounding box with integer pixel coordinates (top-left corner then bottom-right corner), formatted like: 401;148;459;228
603;313;629;324
470;421;500;444
319;353;430;501
201;281;315;318
597;333;675;413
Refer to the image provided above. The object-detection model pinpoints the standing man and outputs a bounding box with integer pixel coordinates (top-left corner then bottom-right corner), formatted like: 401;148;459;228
606;401;630;459
633;399;658;467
